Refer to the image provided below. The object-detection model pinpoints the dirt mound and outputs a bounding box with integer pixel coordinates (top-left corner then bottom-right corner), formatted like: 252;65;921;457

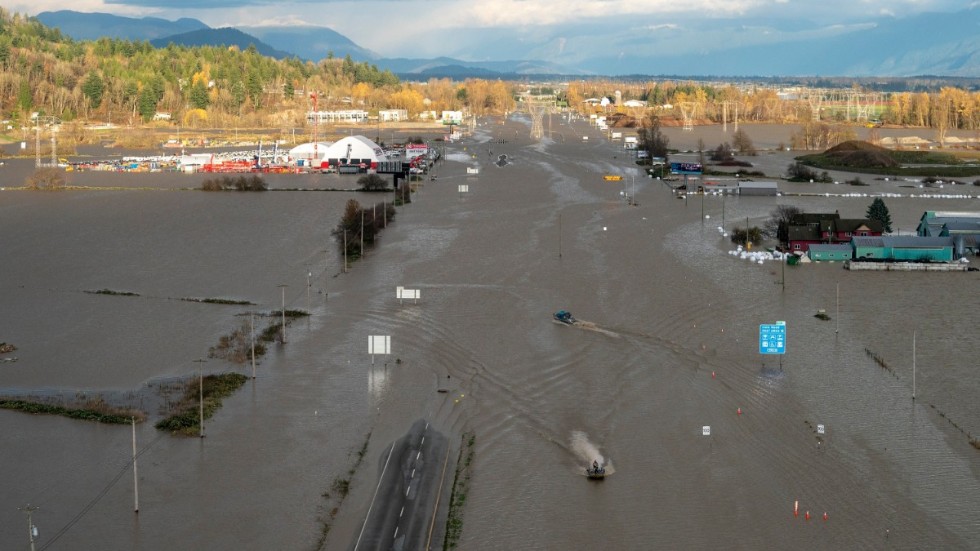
822;140;899;168
825;140;885;154
606;113;638;128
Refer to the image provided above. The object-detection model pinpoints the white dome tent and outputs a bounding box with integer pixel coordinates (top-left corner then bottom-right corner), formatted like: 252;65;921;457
320;136;389;172
288;142;332;168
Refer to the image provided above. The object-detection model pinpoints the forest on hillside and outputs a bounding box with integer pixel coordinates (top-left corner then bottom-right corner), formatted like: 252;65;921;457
0;7;978;140
0;8;514;132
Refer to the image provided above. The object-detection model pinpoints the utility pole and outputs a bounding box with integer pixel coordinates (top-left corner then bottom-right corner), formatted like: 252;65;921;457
277;284;288;343
20;505;39;551
912;330;917;401
722;191;726;229
835;282;840;334
34;115;40;168
132;417;139;513
194;358;207;437
250;313;256;379
781;252;786;291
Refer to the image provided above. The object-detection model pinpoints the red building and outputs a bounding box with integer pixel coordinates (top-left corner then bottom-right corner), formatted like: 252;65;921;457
788;213;883;253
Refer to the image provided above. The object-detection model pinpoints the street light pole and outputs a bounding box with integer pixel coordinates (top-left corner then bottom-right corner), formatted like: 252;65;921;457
250;313;256;379
20;505;38;551
193;358;206;438
277;284;288;343
132;417;139;513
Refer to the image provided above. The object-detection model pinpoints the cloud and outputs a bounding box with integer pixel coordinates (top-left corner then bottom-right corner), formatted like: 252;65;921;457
10;0;973;60
643;23;680;31
105;0;317;6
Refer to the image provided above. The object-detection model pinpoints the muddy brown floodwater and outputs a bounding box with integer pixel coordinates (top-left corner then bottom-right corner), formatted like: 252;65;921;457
1;117;978;550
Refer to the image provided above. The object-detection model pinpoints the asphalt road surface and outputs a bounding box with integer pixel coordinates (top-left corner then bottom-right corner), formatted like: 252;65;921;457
352;419;452;551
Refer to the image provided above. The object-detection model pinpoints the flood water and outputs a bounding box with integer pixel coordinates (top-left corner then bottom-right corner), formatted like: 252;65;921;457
1;117;979;550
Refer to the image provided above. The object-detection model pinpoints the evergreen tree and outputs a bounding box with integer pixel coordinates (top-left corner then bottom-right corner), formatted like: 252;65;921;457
16;79;32;112
866;197;893;233
81;72;105;109
189;81;210;109
137;89;157;121
0;39;10;69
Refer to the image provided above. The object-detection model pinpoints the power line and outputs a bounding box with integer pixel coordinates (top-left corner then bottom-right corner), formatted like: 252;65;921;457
38;431;165;550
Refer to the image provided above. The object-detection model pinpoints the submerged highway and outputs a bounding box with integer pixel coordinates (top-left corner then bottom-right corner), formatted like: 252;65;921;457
352;420;453;551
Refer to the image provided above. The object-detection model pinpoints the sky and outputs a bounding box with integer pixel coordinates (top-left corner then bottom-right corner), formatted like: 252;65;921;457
8;0;977;60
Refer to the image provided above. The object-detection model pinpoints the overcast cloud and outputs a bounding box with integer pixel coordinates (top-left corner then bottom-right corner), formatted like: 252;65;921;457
8;0;975;58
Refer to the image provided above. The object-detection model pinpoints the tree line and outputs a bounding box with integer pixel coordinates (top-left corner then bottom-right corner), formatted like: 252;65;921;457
1;7;976;135
564;81;980;132
0;8;515;130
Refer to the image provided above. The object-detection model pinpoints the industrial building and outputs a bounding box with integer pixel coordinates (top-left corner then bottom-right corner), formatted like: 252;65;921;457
737;181;779;196
306;110;369;124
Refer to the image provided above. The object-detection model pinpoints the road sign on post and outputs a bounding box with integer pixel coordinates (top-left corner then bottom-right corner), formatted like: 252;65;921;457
759;321;786;355
368;335;390;364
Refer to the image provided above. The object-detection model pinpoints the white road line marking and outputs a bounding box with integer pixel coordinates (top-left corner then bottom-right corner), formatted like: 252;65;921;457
400;506;404;518
416;451;421;461
411;468;416;479
394;527;398;539
405;484;411;497
421;436;425;445
354;444;396;551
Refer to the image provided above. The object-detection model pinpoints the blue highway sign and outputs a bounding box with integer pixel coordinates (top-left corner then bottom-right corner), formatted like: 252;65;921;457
759;321;786;355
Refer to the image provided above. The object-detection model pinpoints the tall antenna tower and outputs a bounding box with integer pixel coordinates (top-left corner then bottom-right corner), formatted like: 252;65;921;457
528;100;548;140
805;91;823;121
523;93;554;141
679;102;696;131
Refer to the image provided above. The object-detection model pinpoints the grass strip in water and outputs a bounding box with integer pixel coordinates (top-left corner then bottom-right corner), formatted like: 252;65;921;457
316;431;372;551
85;288;140;296
154;373;248;435
444;431;476;550
0;398;144;424
180;297;254;305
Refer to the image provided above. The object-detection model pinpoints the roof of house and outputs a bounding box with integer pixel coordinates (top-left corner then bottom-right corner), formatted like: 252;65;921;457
809;244;852;252
941;220;980;233
788;225;821;242
922;211;980;221
836;218;884;233
883;236;954;248
851;236;885;248
792;212;840;225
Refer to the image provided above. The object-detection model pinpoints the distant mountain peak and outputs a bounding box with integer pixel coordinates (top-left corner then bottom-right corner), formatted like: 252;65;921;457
36;10;208;41
150;28;295;60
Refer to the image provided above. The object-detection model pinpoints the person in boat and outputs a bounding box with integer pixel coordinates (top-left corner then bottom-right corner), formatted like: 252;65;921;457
592;460;601;474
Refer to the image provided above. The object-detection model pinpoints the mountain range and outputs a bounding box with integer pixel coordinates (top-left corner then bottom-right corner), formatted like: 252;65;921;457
36;9;980;78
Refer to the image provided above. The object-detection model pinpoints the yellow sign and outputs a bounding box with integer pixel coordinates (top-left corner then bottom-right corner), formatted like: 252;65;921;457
603;175;623;181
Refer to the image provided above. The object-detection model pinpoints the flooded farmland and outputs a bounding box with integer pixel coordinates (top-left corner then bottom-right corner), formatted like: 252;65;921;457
1;117;979;550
